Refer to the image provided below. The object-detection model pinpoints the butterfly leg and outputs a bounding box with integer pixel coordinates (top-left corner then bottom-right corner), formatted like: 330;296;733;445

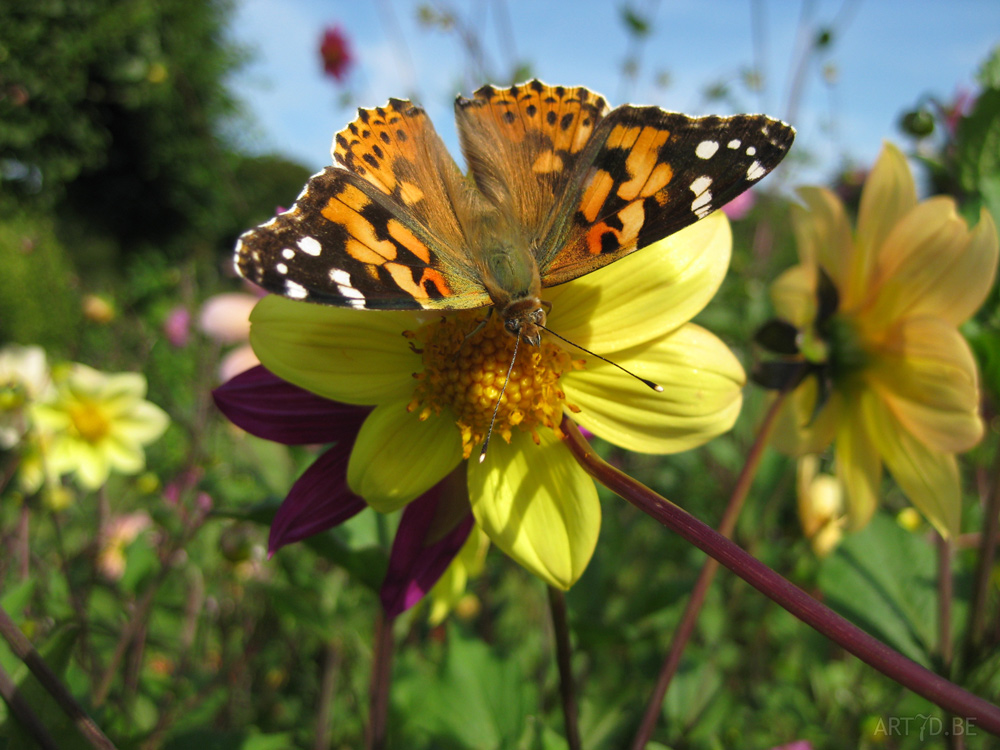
452;308;495;361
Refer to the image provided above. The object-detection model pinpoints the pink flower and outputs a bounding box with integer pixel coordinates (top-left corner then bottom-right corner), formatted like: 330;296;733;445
213;366;473;617
164;306;191;348
721;189;756;220
320;26;353;82
199;292;261;381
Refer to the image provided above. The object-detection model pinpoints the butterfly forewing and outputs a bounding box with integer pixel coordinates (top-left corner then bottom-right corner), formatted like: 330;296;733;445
538;106;795;287
236;100;490;311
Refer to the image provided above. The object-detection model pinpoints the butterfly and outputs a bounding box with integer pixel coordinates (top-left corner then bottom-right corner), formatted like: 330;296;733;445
235;80;794;347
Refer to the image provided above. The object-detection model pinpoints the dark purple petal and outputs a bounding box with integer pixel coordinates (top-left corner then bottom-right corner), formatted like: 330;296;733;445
213;365;369;445
268;444;367;555
379;479;475;619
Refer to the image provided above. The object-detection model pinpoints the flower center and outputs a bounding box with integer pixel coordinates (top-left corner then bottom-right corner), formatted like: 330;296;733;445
408;310;583;459
69;401;111;444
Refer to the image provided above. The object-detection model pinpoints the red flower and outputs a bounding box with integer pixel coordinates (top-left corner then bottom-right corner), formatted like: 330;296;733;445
319;26;353;82
213;366;473;618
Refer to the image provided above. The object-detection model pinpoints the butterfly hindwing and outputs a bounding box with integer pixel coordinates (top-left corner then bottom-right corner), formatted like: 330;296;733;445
454;81;611;239
539;106;795;286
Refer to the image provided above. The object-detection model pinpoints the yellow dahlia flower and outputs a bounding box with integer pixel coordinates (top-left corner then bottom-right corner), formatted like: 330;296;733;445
250;211;745;589
769;142;998;537
32;364;170;491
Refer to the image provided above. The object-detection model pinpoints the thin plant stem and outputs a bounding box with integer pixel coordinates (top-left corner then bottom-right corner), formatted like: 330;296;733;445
548;586;583;750
938;532;963;750
17;500;29;580
0;660;61;750
938;532;954;670
0;604;118;750
560;417;1000;736
314;639;341;750
631;392;786;750
366;612;395;750
965;440;1000;657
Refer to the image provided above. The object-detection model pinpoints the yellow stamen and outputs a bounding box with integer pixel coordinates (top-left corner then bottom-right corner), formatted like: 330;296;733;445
69;401;111;444
408;311;583;459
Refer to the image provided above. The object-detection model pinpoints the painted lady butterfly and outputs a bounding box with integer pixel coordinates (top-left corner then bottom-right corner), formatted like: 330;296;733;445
235;80;794;346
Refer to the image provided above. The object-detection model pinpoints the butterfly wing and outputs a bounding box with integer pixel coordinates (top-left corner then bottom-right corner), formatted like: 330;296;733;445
454;81;611;239
236;99;490;311
537;105;795;286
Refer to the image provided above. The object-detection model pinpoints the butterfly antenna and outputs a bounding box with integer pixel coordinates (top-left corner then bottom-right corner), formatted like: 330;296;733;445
479;331;521;463
538;324;663;392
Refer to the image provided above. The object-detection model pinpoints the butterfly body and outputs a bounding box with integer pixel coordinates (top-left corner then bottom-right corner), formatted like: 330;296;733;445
235;81;794;341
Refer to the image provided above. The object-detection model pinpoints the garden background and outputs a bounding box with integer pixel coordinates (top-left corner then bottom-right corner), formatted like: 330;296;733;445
2;1;1000;748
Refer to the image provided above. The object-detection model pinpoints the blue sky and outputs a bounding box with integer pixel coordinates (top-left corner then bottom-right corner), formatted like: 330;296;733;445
227;0;999;186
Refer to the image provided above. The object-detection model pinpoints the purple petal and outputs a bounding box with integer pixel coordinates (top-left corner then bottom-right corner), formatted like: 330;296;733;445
379;480;475;618
268;444;367;554
213;365;369;445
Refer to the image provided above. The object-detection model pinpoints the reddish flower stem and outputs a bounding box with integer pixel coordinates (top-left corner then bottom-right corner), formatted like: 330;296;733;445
630;393;786;750
365;612;395;750
560;417;1000;737
548;586;583;750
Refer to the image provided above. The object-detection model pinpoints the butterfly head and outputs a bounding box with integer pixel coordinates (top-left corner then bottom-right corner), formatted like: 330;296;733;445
501;297;546;347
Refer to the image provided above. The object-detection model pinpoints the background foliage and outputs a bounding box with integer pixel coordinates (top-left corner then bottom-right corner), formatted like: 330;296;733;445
1;2;999;748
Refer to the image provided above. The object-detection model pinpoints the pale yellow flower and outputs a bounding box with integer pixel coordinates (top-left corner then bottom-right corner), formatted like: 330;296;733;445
0;344;50;448
796;455;846;556
427;527;489;625
32;364;170;490
771;142;998;537
250;212;745;589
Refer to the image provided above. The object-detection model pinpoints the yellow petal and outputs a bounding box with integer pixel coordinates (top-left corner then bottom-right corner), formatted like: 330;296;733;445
561;323;744;453
834;393;882;530
867;318;982;453
348;401;463;513
855;142;917;292
74;442;111;490
467;430;600;590
102;434;146;475
249;296;421;405
767;374;841;456
863;391;961;537
546;211;731;353
791;188;855;302
866;200;998;327
112;401;170;445
770;264;817;329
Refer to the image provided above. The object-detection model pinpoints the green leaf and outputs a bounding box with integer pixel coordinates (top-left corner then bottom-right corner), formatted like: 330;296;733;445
620;6;651;36
163;729;295;750
817;512;937;666
956;87;1000;224
397;627;536;748
0;624;90;750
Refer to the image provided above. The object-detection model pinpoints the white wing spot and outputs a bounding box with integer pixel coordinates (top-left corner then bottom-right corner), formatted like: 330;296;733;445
298;236;322;256
746;146;757;156
282;248;295;260
330;269;352;287
695;140;719;159
285;280;309;300
690;176;713;218
747;160;766;181
329;268;366;304
727;139;741;149
275;263;288;275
